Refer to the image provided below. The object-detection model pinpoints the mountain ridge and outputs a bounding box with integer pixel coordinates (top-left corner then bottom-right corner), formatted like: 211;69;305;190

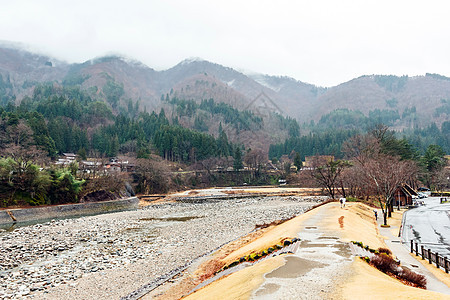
0;44;449;129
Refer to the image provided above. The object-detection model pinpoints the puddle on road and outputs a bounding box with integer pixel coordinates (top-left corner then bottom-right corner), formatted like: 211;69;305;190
318;236;339;240
299;239;351;259
333;242;352;258
300;239;333;248
300;241;329;248
255;283;280;296
265;256;325;279
139;216;201;222
305;226;317;229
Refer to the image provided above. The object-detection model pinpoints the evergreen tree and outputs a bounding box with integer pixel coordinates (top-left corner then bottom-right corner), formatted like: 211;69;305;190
217;123;230;157
233;147;243;171
294;152;302;171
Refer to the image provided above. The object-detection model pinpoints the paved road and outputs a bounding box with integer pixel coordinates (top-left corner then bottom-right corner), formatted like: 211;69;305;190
401;197;450;258
377;211;450;295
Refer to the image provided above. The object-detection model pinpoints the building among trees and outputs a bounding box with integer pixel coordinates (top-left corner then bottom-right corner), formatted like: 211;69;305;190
393;184;418;206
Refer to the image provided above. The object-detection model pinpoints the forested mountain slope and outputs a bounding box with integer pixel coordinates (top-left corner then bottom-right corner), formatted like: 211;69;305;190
1;44;449;131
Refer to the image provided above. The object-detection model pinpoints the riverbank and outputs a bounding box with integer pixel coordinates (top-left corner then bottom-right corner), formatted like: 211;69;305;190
0;194;326;299
150;202;450;299
0;197;139;226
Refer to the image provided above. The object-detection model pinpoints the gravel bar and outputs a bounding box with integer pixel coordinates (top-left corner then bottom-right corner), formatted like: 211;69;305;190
0;196;327;299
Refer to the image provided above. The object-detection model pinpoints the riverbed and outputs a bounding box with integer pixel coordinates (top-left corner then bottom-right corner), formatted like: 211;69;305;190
0;195;326;299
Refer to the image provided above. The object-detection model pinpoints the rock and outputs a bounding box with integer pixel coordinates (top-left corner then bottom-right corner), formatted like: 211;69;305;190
0;195;324;298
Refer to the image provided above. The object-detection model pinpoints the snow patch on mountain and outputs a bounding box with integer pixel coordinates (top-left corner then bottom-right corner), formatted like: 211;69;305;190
180;57;206;65
226;79;235;86
249;74;283;92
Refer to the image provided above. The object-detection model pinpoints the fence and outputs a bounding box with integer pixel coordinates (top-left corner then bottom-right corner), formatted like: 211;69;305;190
410;240;449;273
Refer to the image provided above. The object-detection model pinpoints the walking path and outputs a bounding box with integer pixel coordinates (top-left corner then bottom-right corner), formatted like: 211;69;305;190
179;202;353;300
149;202;450;299
375;208;450;295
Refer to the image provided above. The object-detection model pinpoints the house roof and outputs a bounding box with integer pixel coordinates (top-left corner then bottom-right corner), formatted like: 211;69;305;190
397;183;418;197
63;153;76;157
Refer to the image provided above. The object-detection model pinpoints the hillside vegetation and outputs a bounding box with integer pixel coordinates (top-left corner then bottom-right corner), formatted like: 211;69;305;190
1;45;450;131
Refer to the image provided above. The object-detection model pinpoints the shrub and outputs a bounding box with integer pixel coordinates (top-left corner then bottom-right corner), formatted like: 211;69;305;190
366;251;426;289
370;253;397;274
398;268;427;289
377;247;392;256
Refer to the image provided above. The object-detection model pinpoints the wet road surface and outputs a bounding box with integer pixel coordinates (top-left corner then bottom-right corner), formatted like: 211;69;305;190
401;197;450;258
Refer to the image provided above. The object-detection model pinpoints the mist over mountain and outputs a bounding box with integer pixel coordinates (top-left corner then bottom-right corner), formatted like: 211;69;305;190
1;44;449;130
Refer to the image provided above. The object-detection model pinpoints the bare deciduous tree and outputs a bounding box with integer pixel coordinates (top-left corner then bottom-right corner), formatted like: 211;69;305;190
134;157;169;194
357;154;417;225
309;156;351;199
344;133;418;225
244;149;266;179
434;168;450;195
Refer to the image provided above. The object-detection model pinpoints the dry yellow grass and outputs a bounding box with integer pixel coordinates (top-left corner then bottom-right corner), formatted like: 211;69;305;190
182;257;285;300
324;203;386;249
181;202;390;299
158;202;449;299
342;259;450;300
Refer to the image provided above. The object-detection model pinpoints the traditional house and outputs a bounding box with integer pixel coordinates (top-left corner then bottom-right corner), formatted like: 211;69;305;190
104;162;121;173
393;184;418;206
80;160;102;174
55;153;77;166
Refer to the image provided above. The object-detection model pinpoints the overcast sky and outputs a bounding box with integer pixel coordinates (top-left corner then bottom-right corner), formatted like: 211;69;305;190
1;0;449;87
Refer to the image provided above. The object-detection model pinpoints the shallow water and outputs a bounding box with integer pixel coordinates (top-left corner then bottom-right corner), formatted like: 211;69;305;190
265;256;325;278
255;283;280;297
0;208;134;234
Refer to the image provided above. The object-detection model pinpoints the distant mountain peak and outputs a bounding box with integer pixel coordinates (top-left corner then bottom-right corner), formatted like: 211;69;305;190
179;57;207;65
89;55;148;68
